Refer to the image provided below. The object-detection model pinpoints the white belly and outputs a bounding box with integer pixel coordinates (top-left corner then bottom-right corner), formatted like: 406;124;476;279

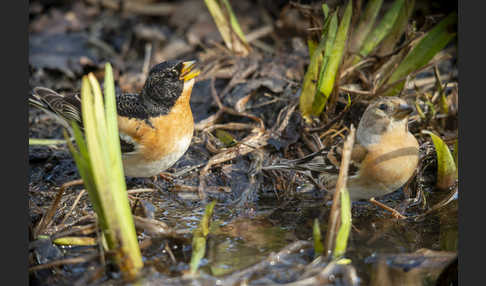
121;135;192;177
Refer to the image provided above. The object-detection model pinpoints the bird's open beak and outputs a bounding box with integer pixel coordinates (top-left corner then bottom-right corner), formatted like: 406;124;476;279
180;61;200;81
393;103;414;120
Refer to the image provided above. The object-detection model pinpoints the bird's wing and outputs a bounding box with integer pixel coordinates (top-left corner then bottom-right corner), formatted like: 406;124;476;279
263;141;366;177
30;87;83;129
30;87;144;155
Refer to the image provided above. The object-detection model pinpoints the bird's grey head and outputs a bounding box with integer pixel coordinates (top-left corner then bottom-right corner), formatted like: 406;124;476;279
356;97;414;146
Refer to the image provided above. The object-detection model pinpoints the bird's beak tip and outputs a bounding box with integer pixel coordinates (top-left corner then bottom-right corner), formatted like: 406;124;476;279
394;103;414;119
180;61;200;81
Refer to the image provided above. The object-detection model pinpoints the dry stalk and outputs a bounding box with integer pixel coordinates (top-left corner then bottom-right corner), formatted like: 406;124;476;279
29;253;99;272
198;102;297;199
34;179;84;237
59;189;87;226
324;125;356;256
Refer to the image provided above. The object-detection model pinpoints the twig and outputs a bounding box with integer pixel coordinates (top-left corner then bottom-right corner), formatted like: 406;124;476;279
29;253;98;272
245;25;274;43
127;188;157;194
369;198;407;219
52;223;97;239
59;189;87;226
198;103;296;199
34;179;84;237
324;125;356;257
142;42;152;76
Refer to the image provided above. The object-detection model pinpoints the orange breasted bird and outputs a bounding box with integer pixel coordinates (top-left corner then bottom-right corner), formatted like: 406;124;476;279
29;60;200;177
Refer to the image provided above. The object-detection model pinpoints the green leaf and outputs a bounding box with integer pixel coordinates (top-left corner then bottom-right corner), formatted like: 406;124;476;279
307;39;318;59
313;219;324;257
317;0;352;109
382;13;457;96
189;201;217;274
322;4;329;20
356;0;404;62
29;138;67;145
376;0;415;57
334;187;351;258
190;235;207;275
299;7;342;120
204;0;249;55
349;0;384;55
422;131;457;190
453;140;458;169
440;94;449;115
313;12;338;115
67;67;143;280
53;236;97;246
201;201;217;237
415;100;426;120
220;0;248;45
299;34;327;121
66;122;106;230
215;129;237;147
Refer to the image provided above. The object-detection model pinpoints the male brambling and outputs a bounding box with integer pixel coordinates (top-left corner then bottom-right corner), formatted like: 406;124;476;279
29;60;200;177
266;97;419;201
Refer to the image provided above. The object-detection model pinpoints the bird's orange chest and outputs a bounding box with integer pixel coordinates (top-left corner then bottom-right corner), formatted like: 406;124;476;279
117;94;194;161
359;130;419;186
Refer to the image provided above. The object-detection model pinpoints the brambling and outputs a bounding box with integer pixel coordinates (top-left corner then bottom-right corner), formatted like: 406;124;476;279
29;60;200;177
266;97;419;201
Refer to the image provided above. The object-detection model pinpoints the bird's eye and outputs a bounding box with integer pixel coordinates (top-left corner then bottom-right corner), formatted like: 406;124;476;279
378;103;388;111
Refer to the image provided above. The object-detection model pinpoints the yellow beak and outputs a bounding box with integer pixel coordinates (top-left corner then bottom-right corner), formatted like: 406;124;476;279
180;61;200;81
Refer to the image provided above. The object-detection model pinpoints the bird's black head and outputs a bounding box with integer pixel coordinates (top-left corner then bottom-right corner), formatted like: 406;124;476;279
141;60;186;116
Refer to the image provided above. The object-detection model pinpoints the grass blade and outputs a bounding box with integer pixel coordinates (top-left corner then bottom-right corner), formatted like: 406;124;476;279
354;0;404;65
68;67;143;280
29;138;67;145
53;236;97;246
204;0;249;56
313;12;338;115
189;201;217;275
453;139;458;169
422;131;457;190
318;0;352;110
313;218;324;257
334;187;351;258
349;0;384;55
299;8;341;121
381;13;457;96
299;32;328;120
376;0;415;57
220;0;248;45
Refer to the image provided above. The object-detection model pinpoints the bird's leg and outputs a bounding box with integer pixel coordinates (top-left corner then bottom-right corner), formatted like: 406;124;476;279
150;172;173;184
369;197;407;219
157;172;173;182
151;176;158;183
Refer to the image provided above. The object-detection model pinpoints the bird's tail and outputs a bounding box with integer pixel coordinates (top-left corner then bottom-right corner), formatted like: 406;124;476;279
29;87;83;131
262;148;338;172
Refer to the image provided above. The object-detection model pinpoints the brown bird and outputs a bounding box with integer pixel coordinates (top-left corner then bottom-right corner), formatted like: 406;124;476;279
265;97;419;202
29;60;200;177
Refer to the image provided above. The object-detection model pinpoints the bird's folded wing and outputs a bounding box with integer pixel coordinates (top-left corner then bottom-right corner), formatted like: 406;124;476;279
263;141;366;177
